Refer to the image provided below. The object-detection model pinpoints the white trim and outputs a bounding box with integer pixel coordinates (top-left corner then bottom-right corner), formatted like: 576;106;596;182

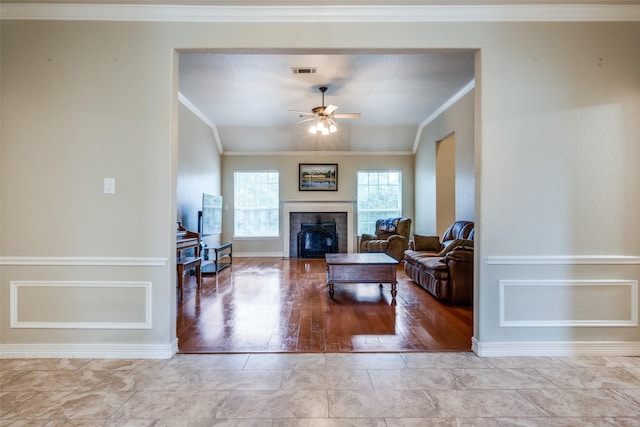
211;124;224;155
178;92;224;154
233;236;280;241
0;256;167;266
485;255;640;265
473;337;640;357
499;279;638;328
10;281;153;329
412;79;475;153
178;92;214;128
223;150;413;156
0;340;178;359
233;252;283;258
2;4;639;23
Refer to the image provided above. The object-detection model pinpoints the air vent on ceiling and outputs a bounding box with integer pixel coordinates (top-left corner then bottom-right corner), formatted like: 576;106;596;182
291;67;317;75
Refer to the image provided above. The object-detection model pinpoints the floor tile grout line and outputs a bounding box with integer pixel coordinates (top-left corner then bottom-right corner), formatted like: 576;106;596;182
609;388;640;409
106;388;139;421
516;388;568;418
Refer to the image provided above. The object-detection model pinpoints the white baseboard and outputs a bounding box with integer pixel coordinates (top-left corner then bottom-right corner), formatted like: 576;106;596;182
472;337;640;357
233;252;283;258
0;339;178;359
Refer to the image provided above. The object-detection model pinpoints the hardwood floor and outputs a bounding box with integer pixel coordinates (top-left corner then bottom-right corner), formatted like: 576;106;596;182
177;257;473;353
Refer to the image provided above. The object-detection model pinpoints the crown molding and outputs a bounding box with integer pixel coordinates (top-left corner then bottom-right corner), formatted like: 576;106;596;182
178;92;224;154
2;3;640;22
223;150;414;156
413;78;475;153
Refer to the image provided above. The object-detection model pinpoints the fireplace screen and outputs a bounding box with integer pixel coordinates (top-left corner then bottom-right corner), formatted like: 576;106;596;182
297;223;338;258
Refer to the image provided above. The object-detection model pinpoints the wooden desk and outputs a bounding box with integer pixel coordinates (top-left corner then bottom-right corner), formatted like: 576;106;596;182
325;253;398;299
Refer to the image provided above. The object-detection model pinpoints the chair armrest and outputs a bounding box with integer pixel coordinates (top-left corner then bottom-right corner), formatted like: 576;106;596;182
387;235;410;261
360;233;377;242
445;249;474;305
445;248;474;262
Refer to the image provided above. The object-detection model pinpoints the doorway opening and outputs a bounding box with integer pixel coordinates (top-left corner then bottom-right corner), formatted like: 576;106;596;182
174;49;479;353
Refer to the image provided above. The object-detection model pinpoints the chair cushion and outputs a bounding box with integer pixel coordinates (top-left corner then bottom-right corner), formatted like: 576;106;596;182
413;234;441;252
416;256;449;274
404;250;439;265
362;240;389;253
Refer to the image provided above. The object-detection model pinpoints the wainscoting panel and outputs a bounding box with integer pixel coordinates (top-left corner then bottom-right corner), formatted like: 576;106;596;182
10;281;152;329
499;279;638;327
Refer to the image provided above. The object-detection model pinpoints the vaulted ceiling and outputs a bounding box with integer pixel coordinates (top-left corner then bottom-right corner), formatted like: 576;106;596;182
178;51;476;153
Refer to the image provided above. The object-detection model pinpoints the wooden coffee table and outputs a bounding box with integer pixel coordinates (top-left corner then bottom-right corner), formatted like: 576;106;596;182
325;253;399;299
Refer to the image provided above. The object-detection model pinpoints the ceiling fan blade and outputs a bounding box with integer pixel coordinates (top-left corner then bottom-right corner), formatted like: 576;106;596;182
295;117;316;124
333;113;361;119
323;104;338;115
289;110;316;117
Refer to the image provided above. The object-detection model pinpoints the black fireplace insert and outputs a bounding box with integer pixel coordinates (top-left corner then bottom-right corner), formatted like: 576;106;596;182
297;223;338;258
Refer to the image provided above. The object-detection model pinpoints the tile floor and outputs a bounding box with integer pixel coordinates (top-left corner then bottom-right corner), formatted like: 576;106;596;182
2;352;640;426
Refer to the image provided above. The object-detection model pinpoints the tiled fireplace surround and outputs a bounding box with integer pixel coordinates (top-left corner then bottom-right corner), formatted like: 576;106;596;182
283;201;355;258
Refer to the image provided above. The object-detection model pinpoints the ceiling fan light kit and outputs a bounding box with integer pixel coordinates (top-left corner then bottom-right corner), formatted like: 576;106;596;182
308;118;337;135
291;86;361;136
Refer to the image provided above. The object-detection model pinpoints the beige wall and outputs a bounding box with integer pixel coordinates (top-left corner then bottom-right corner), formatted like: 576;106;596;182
1;17;639;357
221;154;414;255
177;102;222;250
414;89;475;236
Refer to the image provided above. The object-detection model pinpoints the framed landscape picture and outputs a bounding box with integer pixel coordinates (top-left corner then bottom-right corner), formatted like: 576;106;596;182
299;163;338;191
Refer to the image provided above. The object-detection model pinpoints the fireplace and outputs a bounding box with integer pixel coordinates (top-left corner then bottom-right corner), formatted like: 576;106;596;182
297;223;338;258
282;201;355;258
289;212;347;257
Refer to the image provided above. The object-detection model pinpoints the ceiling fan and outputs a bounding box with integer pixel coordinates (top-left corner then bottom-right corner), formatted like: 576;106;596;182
289;86;361;135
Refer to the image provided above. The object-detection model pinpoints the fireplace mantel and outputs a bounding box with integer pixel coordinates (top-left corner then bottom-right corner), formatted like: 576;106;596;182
282;201;355;258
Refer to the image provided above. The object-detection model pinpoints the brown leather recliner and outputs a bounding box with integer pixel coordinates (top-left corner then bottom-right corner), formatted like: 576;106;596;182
403;220;474;305
359;217;412;261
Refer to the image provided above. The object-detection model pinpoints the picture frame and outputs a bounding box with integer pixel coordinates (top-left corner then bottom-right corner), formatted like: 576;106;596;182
299;163;338;191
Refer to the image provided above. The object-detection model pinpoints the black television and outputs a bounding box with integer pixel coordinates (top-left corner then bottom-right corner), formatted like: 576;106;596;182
198;193;222;236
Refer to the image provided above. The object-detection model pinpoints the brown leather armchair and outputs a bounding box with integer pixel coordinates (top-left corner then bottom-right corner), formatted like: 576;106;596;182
359;217;412;261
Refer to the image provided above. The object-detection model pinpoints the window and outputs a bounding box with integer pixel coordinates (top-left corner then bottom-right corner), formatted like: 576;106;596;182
357;170;402;235
234;171;279;237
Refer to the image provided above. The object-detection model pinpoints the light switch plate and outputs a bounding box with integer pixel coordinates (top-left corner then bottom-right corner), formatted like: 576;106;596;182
104;178;115;194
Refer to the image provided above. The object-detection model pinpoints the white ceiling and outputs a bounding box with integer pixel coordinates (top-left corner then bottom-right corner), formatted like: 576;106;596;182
178;51;476;153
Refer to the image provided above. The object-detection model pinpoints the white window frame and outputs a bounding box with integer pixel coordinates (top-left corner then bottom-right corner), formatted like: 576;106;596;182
357;170;403;236
233;170;280;238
